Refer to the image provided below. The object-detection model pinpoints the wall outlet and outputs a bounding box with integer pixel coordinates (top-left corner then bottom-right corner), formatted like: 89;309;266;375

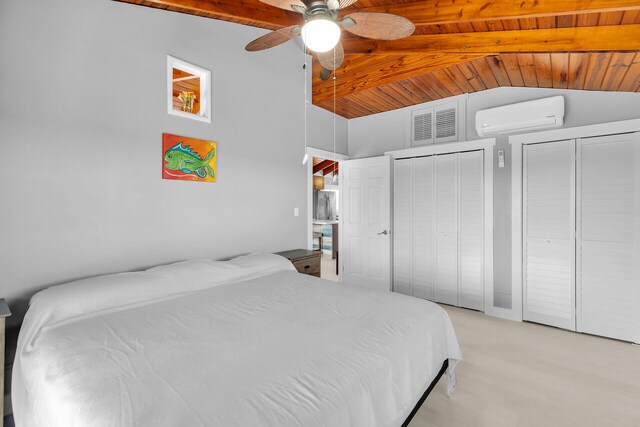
293;207;299;217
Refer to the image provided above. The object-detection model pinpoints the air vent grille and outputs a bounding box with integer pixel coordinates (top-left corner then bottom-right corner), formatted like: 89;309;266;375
436;108;457;139
409;101;460;147
413;111;433;142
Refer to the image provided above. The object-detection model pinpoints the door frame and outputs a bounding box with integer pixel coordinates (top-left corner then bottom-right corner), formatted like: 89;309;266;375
386;138;495;314
510;118;640;323
306;147;349;281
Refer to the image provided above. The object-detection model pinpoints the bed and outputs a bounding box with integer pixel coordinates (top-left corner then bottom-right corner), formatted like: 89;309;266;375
13;253;462;427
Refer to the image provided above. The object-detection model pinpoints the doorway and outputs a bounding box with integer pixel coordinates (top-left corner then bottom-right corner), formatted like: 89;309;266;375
306;148;349;282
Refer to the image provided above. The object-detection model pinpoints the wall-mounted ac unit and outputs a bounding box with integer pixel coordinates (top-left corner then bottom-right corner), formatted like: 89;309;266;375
475;96;565;137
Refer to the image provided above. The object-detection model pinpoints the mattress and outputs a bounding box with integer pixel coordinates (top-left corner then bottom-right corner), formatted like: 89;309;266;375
13;253;462;427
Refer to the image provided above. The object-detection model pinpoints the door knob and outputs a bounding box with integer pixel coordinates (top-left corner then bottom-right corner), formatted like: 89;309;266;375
378;230;390;235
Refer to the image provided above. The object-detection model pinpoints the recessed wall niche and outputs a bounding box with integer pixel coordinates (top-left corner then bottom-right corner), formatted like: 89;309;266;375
167;55;211;123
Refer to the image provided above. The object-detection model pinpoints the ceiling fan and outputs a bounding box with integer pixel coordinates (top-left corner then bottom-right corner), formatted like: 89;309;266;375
245;0;415;80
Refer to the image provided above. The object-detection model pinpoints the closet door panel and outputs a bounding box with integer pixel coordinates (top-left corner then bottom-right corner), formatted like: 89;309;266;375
435;154;458;305
523;140;576;330
458;151;484;310
393;159;413;296
577;134;639;342
413;156;435;300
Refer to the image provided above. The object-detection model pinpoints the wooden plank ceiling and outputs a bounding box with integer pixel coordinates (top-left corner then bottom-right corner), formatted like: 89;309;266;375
117;0;640;118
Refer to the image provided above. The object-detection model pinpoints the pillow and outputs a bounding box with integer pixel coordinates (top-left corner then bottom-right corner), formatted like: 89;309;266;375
25;253;295;330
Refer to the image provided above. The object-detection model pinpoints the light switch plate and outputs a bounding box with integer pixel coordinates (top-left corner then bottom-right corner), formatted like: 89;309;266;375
498;149;505;168
294;207;299;217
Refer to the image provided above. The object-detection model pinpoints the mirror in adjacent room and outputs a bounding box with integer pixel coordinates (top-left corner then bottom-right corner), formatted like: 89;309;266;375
311;156;340;282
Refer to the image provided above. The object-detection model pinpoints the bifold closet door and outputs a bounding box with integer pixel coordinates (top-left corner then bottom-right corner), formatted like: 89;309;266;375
393;157;436;298
523;140;576;331
393;152;484;309
413;156;435;300
458;151;484;310
577;133;640;343
393;159;413;296
435;154;458;306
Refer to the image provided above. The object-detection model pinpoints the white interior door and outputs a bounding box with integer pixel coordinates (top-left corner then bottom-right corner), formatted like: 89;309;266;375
342;156;392;291
577;133;640;343
458;151;484;310
393;159;413;296
523;140;576;331
435;154;459;305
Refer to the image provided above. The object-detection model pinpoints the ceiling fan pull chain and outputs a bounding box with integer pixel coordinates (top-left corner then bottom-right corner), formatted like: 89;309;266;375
302;48;309;165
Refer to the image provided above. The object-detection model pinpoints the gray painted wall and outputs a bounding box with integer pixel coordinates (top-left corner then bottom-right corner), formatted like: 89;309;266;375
0;0;338;326
308;105;349;155
349;87;640;309
348;94;468;159
2;0;638;325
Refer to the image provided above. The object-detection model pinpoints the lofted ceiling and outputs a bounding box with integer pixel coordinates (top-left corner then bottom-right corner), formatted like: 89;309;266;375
116;0;640;118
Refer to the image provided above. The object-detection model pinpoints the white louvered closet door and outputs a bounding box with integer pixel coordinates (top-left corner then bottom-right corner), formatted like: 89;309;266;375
413;156;436;300
393;159;413;296
435;154;459;306
458;151;484;310
577;133;640;343
523;140;576;331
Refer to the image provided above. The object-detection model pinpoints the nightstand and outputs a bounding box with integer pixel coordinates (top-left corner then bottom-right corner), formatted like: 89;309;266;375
276;249;321;278
0;299;10;425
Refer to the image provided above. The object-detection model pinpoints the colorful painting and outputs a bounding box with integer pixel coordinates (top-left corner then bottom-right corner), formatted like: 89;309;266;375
162;133;216;182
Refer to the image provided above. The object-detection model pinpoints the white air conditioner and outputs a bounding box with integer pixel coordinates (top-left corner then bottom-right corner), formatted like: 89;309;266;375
475;96;565;137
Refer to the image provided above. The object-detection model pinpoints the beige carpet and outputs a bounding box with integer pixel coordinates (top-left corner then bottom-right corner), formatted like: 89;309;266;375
409;305;640;427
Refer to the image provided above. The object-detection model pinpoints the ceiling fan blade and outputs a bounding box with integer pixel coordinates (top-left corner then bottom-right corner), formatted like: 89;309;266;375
257;0;306;12
341;12;415;40
245;26;301;52
317;42;344;71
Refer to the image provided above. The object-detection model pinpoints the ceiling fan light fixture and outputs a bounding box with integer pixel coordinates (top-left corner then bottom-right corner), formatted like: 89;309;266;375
301;18;340;53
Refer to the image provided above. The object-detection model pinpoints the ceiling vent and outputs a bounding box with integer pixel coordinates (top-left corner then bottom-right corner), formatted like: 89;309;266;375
435;106;457;140
411;101;459;146
412;109;433;143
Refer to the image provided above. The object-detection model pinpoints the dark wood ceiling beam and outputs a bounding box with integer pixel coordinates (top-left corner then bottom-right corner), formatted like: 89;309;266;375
115;0;299;28
342;25;640;55
323;164;338;176
313;160;335;174
350;0;640;26
313;53;487;102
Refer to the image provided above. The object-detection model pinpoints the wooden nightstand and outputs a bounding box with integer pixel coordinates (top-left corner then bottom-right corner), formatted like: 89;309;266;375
276;249;321;278
0;299;10;425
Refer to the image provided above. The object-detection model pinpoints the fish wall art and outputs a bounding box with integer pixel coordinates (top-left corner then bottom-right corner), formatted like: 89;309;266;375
162;133;217;183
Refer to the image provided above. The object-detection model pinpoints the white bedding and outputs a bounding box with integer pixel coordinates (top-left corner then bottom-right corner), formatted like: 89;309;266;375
13;253;461;427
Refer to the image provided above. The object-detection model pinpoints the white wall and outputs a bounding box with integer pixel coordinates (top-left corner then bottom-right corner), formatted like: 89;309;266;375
348;108;407;158
308;105;348;155
348;94;468;158
2;0;638;326
0;0;341;325
349;87;640;310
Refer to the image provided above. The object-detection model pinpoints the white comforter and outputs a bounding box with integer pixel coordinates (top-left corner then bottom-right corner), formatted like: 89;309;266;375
13;253;461;427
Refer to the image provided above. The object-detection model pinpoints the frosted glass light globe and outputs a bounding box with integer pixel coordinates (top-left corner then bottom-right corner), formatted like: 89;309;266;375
301;18;341;53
